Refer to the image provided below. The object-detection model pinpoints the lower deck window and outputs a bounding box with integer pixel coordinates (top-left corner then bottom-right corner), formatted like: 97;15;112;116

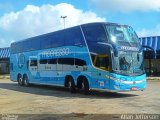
30;60;37;66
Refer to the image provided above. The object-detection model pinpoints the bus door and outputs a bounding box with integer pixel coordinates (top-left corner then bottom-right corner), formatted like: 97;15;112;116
94;55;110;89
29;56;38;81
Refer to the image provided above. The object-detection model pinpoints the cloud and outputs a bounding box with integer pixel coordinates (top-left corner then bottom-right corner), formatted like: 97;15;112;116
91;0;160;12
0;3;105;47
137;24;160;37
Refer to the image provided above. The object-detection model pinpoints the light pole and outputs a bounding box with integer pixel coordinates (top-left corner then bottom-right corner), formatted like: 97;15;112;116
61;16;67;29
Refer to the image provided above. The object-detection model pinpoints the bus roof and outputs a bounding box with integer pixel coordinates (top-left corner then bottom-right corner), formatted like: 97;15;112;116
10;22;128;54
11;22;123;45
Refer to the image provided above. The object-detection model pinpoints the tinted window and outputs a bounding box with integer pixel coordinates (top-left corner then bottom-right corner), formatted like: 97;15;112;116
15;42;23;53
40;35;52;49
91;54;96;63
95;57;109;68
31;39;41;50
48;59;57;64
58;58;74;65
65;27;85;46
30;60;37;66
23;41;30;52
39;59;47;64
50;31;65;47
82;24;107;42
11;27;83;54
75;58;86;66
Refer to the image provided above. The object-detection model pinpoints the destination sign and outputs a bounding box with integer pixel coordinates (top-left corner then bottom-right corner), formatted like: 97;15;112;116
120;46;139;51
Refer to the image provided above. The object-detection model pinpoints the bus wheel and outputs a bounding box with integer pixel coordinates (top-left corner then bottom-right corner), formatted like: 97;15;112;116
23;75;29;87
82;78;89;95
67;76;76;93
18;74;23;86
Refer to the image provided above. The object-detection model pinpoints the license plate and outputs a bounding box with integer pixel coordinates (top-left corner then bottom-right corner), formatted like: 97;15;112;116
131;87;138;91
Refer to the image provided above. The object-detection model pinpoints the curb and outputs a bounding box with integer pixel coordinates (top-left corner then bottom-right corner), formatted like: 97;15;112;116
0;75;10;79
147;79;160;81
147;77;160;81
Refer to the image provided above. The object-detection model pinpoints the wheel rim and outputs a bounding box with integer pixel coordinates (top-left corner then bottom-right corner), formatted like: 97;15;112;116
82;79;89;95
24;77;27;86
68;80;71;89
19;77;23;85
82;82;85;90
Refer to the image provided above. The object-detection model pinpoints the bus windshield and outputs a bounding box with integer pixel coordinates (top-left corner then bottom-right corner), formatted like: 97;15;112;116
112;51;144;75
106;25;140;47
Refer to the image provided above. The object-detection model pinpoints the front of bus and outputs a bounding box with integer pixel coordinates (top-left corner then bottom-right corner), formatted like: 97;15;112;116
82;22;146;92
106;23;146;91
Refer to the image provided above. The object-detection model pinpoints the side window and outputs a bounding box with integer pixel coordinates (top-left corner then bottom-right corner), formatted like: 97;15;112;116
58;58;74;65
32;39;41;50
65;27;85;46
58;58;63;64
39;31;65;49
30;60;37;66
50;31;65;47
39;59;47;64
40;35;52;49
95;55;110;70
75;58;86;66
48;59;57;64
82;24;107;42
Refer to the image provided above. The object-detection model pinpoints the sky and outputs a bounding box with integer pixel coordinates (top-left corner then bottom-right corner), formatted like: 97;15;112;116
0;0;160;48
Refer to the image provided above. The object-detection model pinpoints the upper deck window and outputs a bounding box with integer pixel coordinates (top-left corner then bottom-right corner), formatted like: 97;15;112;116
65;27;85;46
82;24;107;42
106;25;139;47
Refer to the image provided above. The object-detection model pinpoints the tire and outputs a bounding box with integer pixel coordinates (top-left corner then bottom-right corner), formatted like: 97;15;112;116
18;75;23;86
67;77;76;93
82;78;89;95
23;75;30;87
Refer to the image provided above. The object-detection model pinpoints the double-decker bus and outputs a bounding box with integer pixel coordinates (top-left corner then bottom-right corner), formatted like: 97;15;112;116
10;22;146;94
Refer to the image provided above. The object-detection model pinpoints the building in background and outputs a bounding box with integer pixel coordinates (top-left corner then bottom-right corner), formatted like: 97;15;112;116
0;47;10;74
139;36;160;76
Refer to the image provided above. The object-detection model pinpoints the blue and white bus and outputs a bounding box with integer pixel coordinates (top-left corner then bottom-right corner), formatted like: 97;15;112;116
10;22;146;94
